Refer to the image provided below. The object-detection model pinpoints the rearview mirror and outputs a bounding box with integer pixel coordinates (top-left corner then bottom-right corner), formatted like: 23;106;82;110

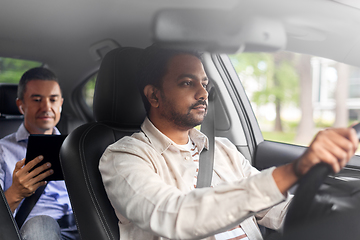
153;8;287;53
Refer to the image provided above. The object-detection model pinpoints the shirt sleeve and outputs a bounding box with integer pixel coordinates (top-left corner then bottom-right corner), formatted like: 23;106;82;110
215;137;292;230
99;137;287;239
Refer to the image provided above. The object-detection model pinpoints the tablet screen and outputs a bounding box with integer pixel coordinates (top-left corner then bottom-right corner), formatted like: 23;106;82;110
25;134;67;181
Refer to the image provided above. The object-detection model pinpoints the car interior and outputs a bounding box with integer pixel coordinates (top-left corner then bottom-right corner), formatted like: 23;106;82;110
2;0;360;239
60;47;145;240
0;84;24;139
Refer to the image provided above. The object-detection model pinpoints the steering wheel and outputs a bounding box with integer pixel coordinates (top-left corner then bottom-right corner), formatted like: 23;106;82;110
283;123;360;234
283;162;333;233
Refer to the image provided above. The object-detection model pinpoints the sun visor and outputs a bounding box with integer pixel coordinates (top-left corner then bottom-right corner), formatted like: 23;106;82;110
153;9;287;53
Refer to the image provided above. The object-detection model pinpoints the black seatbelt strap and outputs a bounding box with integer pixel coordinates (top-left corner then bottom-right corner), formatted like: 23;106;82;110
196;87;216;188
15;183;47;228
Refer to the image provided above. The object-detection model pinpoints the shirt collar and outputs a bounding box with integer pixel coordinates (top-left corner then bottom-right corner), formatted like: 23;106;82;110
15;123;61;142
141;117;209;154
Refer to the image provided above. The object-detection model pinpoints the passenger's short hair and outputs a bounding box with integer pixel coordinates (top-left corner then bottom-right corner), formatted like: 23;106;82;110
17;67;60;100
137;45;203;114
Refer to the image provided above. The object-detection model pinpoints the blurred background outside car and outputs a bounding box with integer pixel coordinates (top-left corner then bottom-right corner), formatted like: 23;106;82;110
229;52;360;155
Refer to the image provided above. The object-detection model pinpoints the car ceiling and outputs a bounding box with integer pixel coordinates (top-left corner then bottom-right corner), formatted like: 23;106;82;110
1;0;360;100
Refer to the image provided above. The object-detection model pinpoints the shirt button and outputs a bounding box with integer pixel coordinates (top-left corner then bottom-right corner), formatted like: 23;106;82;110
185;156;190;160
228;214;235;221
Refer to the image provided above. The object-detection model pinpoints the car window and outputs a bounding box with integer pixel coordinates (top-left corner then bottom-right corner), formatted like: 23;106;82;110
82;73;97;110
0;57;42;83
229;52;360;155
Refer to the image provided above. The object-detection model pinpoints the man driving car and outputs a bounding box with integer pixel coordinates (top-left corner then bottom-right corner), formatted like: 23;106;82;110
0;67;79;240
99;45;358;240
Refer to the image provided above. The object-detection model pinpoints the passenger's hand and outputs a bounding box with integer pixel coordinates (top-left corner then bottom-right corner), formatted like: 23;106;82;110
10;155;53;200
293;128;358;177
4;155;54;212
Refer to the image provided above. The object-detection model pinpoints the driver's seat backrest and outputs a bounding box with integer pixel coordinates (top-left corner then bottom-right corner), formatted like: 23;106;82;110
60;47;146;240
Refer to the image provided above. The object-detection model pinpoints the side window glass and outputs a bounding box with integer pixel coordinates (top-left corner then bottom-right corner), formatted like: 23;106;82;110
229;52;360;155
82;73;97;110
0;57;42;83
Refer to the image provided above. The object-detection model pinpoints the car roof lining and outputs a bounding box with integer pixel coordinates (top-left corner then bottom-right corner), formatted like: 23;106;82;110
2;0;360;124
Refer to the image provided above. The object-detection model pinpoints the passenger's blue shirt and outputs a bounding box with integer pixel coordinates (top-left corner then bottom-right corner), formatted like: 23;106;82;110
0;123;72;221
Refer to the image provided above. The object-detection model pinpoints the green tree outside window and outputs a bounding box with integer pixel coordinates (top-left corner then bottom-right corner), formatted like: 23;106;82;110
0;57;42;84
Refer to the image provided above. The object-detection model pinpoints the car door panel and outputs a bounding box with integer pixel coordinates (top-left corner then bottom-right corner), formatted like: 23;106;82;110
254;140;306;170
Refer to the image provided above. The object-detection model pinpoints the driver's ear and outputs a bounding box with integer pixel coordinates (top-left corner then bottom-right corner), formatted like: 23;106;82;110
144;85;160;108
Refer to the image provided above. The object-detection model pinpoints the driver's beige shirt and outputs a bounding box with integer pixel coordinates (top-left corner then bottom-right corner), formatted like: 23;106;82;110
99;117;291;240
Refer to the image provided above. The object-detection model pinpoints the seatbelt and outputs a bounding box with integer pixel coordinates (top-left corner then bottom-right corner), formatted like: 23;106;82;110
196;87;216;188
15;183;47;228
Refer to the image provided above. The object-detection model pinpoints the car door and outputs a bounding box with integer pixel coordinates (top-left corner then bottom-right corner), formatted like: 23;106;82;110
205;50;360;239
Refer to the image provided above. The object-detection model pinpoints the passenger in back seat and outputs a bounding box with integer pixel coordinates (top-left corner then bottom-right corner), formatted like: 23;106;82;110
0;68;79;240
99;45;358;240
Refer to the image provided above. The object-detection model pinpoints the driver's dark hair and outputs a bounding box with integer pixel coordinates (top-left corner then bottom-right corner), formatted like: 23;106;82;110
18;67;61;100
137;45;203;114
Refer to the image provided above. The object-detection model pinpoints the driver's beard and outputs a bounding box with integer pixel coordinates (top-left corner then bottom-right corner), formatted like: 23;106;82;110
168;109;207;129
159;93;207;129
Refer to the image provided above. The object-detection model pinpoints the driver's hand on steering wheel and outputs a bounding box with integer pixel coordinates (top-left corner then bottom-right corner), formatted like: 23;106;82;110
294;127;358;177
273;127;358;194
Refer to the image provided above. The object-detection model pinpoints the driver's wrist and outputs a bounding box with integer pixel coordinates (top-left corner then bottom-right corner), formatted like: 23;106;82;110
292;159;302;178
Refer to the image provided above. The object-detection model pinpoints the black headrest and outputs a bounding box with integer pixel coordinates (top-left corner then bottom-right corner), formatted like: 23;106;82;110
93;47;146;127
0;83;21;116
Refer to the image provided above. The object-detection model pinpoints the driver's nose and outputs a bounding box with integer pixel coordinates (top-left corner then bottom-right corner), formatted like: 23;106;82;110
196;83;208;101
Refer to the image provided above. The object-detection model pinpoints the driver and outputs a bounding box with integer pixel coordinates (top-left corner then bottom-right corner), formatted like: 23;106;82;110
99;45;358;240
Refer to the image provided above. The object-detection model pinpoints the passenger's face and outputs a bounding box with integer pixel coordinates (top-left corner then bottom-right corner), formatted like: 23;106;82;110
17;80;63;134
158;54;209;129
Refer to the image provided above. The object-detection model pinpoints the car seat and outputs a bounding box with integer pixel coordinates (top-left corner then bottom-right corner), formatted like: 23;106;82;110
0;83;23;139
59;47;146;240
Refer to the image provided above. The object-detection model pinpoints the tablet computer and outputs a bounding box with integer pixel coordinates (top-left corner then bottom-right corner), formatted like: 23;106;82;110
25;134;67;181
